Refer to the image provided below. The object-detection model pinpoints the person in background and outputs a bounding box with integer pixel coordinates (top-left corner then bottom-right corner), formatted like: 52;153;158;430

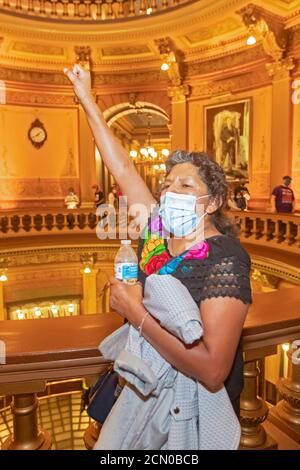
108;186;117;209
271;176;295;214
92;184;104;208
227;188;241;211
234;179;250;212
64;187;80;210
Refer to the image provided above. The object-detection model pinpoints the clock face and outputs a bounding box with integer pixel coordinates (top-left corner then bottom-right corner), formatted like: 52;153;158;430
30;127;46;143
28;119;47;148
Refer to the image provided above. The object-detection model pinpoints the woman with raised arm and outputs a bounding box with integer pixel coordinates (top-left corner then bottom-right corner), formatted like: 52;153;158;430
65;65;252;447
64;64;155;213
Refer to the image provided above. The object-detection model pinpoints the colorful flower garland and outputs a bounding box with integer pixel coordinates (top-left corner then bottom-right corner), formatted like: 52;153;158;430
140;215;210;276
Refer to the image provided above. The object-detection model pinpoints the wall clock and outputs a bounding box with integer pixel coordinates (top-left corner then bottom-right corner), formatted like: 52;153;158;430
28;119;47;149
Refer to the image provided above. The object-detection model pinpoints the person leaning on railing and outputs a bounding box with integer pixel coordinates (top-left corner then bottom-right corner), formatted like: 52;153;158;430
64;64;252;448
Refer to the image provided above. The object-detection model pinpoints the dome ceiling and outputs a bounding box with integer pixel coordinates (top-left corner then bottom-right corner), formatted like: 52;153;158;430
0;0;299;75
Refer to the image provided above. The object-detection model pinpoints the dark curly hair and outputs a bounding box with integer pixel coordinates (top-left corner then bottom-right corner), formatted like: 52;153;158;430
165;150;239;237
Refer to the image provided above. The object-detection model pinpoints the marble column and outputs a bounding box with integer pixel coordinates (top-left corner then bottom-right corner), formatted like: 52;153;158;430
0;281;6;321
267;58;295;191
168;84;190;151
81;268;99;314
78;106;97;209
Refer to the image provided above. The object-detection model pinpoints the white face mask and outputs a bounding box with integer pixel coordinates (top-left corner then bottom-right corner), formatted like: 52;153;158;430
159;191;209;238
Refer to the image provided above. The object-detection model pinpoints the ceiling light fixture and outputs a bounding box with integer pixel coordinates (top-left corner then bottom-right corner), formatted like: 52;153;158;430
161;62;170;71
51;305;58;315
34;307;42;317
129;115;169;167
246;35;257;46
0;272;7;282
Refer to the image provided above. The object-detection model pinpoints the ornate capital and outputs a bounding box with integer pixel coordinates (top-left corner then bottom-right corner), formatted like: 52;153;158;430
74;46;92;71
168;84;190;103
266;56;295;80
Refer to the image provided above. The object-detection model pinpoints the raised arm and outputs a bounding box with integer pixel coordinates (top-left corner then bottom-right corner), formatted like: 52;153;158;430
64;64;156;211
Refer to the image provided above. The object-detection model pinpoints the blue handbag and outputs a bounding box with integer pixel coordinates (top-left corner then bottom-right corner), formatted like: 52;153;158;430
87;366;122;424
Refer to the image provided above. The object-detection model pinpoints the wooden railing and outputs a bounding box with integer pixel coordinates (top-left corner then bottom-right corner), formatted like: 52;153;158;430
0;313;123;449
231;210;300;255
1;288;300;450
0;0;193;21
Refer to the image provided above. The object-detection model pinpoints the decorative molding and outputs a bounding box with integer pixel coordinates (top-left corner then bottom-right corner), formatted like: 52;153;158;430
251;260;300;286
0;245;121;268
93;70;164;85
183;17;242;46
0;67;69;85
0;178;79;200
186;45;267;77
5;89;76;106
0;66;164;86
190;68;270;98
100;44;152;58
10;42;65;57
8;267;83;284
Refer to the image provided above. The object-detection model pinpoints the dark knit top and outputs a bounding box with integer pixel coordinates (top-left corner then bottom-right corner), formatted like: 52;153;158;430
138;234;252;415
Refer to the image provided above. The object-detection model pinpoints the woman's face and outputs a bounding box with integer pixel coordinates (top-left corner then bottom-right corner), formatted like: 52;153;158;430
161;162;209;199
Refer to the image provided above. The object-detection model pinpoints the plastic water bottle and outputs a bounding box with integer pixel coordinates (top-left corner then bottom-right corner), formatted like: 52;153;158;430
114;240;138;285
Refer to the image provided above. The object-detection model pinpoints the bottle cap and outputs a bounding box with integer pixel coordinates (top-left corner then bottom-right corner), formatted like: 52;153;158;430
121;240;131;245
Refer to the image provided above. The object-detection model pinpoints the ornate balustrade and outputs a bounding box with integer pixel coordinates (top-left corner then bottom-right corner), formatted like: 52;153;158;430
1;210;300;255
0;0;193;22
0;208;106;239
231;210;300;255
1;288;300;449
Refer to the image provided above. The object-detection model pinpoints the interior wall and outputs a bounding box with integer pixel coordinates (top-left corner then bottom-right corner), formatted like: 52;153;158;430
0;104;79;209
292;73;300;203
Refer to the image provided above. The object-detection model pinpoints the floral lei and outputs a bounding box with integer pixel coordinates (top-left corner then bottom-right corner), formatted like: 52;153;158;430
139;214;210;276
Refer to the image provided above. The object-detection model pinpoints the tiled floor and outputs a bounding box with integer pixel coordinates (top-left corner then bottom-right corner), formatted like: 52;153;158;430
0;391;90;450
1;395;299;450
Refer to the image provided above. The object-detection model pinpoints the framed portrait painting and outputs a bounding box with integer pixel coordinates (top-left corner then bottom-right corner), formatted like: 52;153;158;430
204;99;251;181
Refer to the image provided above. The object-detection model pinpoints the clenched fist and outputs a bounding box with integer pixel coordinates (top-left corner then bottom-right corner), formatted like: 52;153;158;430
64;64;92;104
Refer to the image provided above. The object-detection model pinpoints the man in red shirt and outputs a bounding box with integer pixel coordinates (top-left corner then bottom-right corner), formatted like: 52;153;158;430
271;176;295;213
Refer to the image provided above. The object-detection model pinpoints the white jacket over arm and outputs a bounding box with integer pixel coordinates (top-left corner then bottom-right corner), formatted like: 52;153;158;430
94;274;241;450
